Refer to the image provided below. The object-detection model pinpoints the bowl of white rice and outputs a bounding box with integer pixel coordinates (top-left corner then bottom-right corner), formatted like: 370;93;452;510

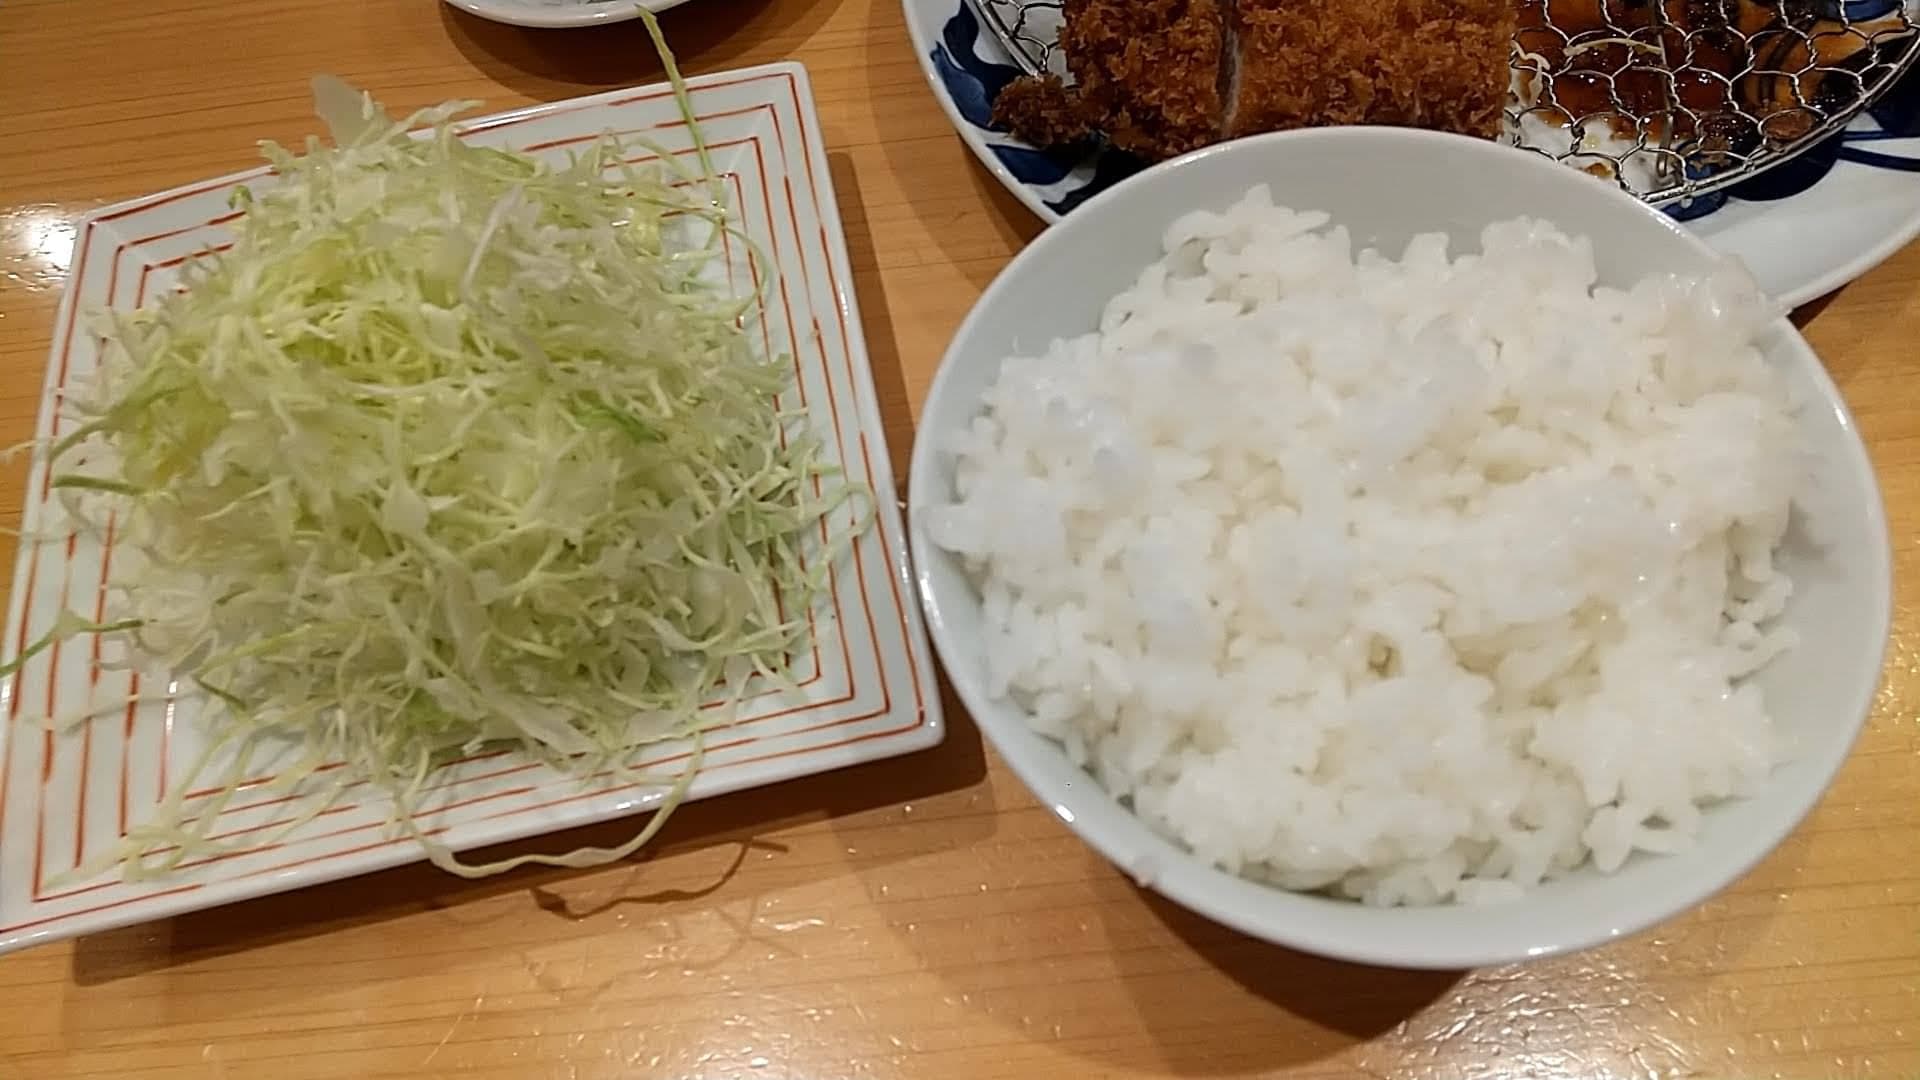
908;127;1891;969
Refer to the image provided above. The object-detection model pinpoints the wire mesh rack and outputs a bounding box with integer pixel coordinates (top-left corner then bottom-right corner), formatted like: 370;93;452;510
968;0;1920;205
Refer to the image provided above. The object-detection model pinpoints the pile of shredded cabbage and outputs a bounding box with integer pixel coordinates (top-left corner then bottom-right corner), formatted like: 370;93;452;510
22;19;863;880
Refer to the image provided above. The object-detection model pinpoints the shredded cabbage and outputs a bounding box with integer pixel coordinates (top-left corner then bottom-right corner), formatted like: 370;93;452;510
14;14;865;881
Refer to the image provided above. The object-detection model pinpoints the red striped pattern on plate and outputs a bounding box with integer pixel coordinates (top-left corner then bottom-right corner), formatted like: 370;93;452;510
0;63;941;951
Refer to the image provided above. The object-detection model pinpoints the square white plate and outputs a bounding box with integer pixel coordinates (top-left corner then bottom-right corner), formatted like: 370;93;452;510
0;63;942;954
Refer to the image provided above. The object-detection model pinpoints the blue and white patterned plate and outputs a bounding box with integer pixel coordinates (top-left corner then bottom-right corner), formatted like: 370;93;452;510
903;0;1920;308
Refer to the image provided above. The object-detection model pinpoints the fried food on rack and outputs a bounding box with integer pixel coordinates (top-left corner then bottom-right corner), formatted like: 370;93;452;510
993;0;1517;160
991;74;1092;148
1056;0;1228;160
1229;0;1513;139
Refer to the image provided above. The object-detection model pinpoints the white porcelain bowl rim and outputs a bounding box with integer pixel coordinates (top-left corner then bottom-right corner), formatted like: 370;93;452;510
442;0;690;30
908;126;1893;970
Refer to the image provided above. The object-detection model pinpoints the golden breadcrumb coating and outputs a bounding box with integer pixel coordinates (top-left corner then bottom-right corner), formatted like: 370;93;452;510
994;0;1515;160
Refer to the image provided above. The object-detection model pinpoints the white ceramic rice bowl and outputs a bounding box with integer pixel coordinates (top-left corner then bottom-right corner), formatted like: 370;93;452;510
908;127;1892;970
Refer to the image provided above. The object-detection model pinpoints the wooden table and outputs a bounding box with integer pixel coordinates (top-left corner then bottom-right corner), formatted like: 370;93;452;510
1;1;1915;1076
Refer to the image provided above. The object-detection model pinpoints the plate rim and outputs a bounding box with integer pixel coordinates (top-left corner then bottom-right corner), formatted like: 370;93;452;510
1776;209;1920;307
440;0;694;30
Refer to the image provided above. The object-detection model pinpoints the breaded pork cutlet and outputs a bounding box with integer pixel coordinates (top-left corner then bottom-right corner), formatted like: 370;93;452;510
991;75;1092;149
1229;0;1513;139
1060;0;1228;160
991;0;1226;160
993;0;1516;160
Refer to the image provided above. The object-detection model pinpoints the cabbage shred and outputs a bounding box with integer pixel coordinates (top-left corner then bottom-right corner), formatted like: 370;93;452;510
28;22;862;879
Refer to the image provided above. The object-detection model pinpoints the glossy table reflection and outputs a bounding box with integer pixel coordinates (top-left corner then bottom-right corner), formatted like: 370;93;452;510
0;1;1916;1076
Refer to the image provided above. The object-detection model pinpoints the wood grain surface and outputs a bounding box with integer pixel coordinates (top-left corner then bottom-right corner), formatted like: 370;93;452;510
0;1;1915;1077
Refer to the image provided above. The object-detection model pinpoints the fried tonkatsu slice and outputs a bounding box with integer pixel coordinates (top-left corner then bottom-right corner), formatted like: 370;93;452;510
1228;0;1516;140
992;0;1516;159
992;0;1227;161
1062;0;1229;159
992;74;1093;148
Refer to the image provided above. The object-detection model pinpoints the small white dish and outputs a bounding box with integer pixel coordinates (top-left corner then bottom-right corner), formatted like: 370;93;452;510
443;0;687;30
908;127;1892;970
0;62;943;955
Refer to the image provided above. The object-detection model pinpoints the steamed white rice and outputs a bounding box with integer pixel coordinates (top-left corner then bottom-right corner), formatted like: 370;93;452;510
926;185;1803;906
